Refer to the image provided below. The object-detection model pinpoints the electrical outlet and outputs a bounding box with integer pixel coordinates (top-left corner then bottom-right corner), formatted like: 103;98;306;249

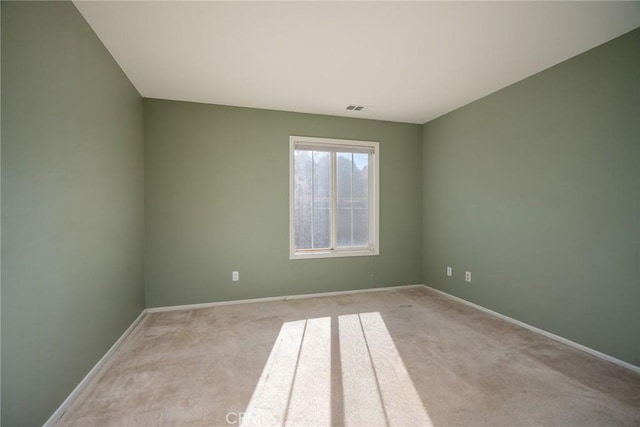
232;271;239;281
447;266;452;277
465;271;471;283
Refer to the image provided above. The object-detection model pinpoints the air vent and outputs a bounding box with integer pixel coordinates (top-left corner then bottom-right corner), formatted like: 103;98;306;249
346;105;364;111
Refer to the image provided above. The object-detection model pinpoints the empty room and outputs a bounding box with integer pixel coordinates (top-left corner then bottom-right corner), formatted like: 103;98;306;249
2;1;640;426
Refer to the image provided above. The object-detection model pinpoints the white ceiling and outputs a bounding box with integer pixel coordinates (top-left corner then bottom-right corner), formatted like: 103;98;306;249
73;1;640;124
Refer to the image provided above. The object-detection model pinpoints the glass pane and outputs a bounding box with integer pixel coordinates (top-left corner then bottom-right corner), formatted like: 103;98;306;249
294;150;330;250
294;150;312;250
312;151;331;249
336;152;369;248
336;153;352;247
352;153;369;246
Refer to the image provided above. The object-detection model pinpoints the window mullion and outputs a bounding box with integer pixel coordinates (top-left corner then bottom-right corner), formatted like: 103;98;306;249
311;151;315;249
330;152;337;250
369;152;374;251
350;153;354;247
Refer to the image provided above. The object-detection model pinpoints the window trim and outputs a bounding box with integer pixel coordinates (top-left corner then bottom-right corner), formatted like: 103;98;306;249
289;135;380;260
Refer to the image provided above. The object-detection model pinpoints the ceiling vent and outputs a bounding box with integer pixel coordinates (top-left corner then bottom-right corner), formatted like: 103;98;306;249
346;105;364;111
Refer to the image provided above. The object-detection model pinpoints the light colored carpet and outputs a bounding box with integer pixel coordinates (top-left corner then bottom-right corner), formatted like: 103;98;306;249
57;286;640;426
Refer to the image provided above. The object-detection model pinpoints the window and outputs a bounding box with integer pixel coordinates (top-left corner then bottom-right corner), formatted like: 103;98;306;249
290;136;379;259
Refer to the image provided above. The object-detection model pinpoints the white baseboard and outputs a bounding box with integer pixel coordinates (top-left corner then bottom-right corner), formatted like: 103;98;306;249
43;310;148;427
423;284;640;374
146;284;424;313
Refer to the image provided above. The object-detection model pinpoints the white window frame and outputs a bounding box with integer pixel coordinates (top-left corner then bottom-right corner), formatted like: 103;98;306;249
289;135;380;260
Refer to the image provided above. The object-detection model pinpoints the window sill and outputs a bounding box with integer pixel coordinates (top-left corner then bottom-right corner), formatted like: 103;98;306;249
290;249;379;260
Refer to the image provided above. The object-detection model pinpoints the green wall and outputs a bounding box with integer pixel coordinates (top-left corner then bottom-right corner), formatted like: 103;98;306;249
1;2;145;425
422;28;640;366
144;99;423;307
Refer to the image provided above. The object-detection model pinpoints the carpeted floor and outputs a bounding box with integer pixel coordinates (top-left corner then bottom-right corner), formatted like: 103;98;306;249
57;286;640;426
